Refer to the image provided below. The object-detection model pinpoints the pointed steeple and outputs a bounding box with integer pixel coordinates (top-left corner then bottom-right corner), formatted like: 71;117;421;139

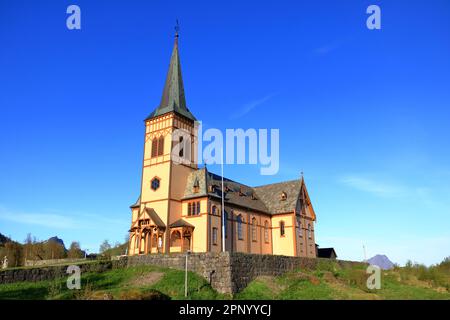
146;29;196;121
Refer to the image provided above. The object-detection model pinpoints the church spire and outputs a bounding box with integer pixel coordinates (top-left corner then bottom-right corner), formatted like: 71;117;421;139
146;24;196;121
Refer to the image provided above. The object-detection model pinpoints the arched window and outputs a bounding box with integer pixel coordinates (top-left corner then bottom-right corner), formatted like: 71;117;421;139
237;215;243;240
151;136;165;158
152;234;157;248
280;221;285;237
188;201;200;216
140;237;145;252
170;231;181;247
151;139;158;158
158;136;164;156
179;136;184;157
264;220;269;243
134;235;139;249
251;217;257;242
224;211;228;238
297;217;302;237
308;224;312;239
212;205;218;216
212;227;218;245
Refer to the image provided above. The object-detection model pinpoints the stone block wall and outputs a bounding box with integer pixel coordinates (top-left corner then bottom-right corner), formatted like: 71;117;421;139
124;252;364;294
124;252;233;294
228;253;362;293
0;252;364;296
0;261;112;284
24;258;88;267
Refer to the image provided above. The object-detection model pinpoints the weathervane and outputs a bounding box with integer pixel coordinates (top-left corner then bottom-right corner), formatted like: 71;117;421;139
175;19;180;38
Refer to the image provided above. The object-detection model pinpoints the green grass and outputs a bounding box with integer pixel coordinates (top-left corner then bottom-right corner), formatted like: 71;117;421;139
236;263;450;300
2;258;100;271
1;260;449;300
0;281;51;300
235;279;276;300
374;272;449;300
235;271;335;300
0;265;225;300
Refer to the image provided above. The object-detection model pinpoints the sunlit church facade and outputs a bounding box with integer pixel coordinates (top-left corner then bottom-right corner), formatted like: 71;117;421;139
128;33;317;257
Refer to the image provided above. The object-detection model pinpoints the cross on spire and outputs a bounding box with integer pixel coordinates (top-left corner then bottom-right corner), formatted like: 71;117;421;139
175;19;180;38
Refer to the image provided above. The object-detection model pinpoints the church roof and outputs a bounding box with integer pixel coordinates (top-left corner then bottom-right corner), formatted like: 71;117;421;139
254;180;302;214
130;195;140;208
145;208;166;228
182;167;304;215
317;248;337;259
145;34;196;122
169;219;195;228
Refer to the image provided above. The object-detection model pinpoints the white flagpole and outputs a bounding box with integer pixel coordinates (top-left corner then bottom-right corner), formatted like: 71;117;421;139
221;147;226;252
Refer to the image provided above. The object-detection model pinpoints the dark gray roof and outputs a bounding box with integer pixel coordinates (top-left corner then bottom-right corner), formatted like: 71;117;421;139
145;208;166;229
169;219;194;228
130;196;141;208
317;248;337;259
182;168;302;215
254;180;302;214
145;36;196;122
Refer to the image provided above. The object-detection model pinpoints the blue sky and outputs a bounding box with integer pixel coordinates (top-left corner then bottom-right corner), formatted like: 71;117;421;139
1;0;449;265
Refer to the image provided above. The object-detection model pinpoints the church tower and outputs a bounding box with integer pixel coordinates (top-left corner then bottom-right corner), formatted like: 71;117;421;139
128;31;198;255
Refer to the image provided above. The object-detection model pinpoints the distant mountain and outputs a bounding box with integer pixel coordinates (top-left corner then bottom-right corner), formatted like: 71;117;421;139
367;254;395;270
47;236;66;250
0;233;11;245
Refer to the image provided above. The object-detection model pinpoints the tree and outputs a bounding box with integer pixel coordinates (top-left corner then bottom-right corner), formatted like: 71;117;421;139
23;233;33;262
99;240;111;254
67;241;84;259
4;241;23;267
44;240;66;260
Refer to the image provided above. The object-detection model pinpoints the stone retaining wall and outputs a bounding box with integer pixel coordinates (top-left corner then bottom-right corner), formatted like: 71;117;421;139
123;252;232;294
24;258;88;267
124;252;364;294
0;253;364;295
0;261;113;284
228;252;362;293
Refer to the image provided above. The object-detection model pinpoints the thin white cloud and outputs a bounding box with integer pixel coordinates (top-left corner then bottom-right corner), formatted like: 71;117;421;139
339;176;407;197
313;41;341;56
230;93;276;119
0;207;127;230
0;210;80;229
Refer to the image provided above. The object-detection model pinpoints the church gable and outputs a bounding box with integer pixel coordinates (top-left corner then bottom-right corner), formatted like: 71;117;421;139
298;180;316;221
132;207;166;229
182;168;208;199
254;180;302;214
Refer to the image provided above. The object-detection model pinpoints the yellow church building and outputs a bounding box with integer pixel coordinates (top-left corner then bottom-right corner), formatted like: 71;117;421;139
128;32;317;258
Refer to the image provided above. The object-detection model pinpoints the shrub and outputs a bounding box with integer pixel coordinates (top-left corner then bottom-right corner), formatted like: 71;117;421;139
46;279;63;299
316;259;339;274
118;289;170;300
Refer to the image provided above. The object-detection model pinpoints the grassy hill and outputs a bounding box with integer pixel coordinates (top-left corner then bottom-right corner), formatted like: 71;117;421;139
0;265;223;300
1;258;449;300
101;242;128;257
235;260;450;300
